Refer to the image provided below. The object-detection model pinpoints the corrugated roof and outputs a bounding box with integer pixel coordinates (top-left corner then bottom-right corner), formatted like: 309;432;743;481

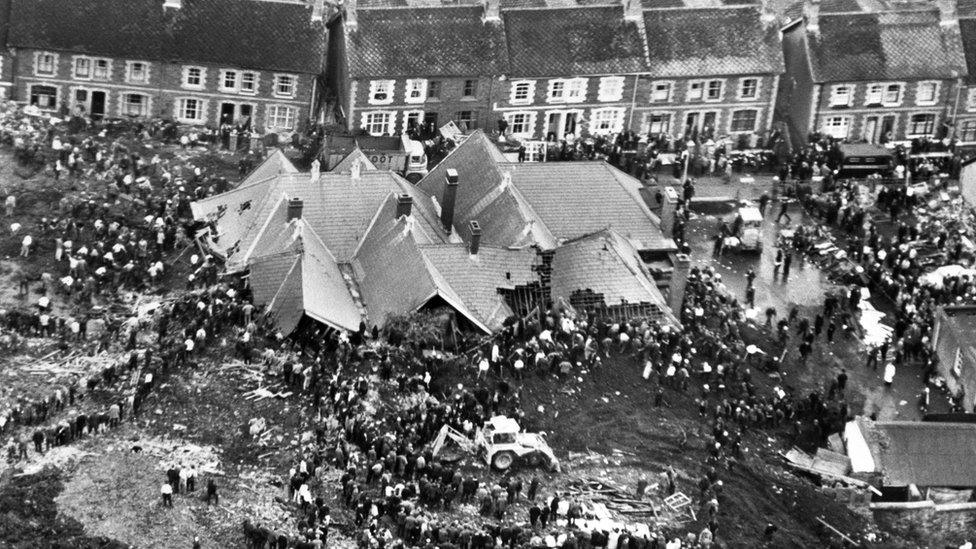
642;7;784;77
807;9;967;82
864;421;976;487
348;6;509;78
501;6;648;77
550;229;679;325
7;0;326;74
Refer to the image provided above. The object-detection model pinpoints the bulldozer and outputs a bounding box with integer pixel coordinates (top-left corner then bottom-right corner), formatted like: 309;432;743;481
431;415;560;472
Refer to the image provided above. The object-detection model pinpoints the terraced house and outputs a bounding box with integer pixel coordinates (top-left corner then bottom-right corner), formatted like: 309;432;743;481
779;0;967;145
3;0;327;137
326;0;784;146
953;0;976;145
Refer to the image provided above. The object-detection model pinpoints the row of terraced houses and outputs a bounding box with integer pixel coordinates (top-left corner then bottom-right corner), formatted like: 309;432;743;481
2;0;976;145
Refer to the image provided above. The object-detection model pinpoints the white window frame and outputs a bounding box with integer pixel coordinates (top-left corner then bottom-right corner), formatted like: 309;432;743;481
967;88;976;113
598;76;625;102
220;70;239;93
34;52;59;77
737;77;760;101
704;79;724;102
368;80;395;105
404;79;428;104
28;84;60;110
729;109;759;133
510;80;535;105
72;56;93;80
915;81;940;106
687;81;704;102
361;111;396;136
959;119;976;142
267;105;298;131
182;66;207;90
119;92;151;117
822;116;851;139
906;112;937;137
403;109;424;132
650;81;673;103
505;111;537;138
175;97;207;124
125;61;151;85
589;107;625;135
273;74;297;99
643;112;673;135
92;58;111;81
829;84;853;107
240;72;259;95
866;82;903;107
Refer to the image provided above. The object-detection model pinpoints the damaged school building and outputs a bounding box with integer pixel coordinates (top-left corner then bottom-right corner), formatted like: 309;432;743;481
191;131;685;336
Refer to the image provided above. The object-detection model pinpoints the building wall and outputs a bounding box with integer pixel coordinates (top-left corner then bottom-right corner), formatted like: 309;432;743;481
350;75;494;136
12;47;315;136
933;310;976;412
954;84;976;145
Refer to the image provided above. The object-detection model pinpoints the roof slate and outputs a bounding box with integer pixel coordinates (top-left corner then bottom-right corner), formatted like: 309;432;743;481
865;421;976;487
501;6;648;76
959;18;976;84
348;7;509;78
807;9;967;82
642;7;784;77
249;253;305;335
8;0;326;74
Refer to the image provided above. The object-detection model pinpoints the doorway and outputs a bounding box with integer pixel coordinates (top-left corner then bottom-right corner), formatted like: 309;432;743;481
90;91;106;120
220;103;236;126
546;111;579;140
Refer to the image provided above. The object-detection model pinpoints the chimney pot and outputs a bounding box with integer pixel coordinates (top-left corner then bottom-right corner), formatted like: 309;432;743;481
346;0;359;31
288;198;304;221
805;0;820;34
440;169;460;233
163;0;182;8
468;220;482;255
396;194;413;219
483;0;500;23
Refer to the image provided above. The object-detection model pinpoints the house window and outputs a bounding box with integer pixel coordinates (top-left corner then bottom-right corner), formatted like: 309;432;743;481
547;79;566;103
404;110;423;131
74;57;92;79
177;98;205;122
705;80;723;101
183;66;205;89
739;78;759;100
908;113;936;136
126;61;149;84
883;84;902;105
35;52;57;77
267;105;297;130
121;93;149;117
369;80;395;105
221;70;238;92
647;113;671;134
405;79;427;104
829;85;853;107
463;79;477;97
510;81;534;105
687;81;704;101
822;116;850;139
590;107;624;135
730;109;758;133
455;110;476;130
240;72;257;94
505;112;536;136
29;85;58;110
427;81;441;100
967;89;976;112
93;59;110;80
960;120;976;142
274;75;296;98
867;83;902;106
362;111;395;135
598;77;625;102
916;81;939;106
651;82;672;103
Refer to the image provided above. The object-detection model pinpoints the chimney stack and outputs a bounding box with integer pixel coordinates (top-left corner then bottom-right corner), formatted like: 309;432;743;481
346;0;359;31
622;0;640;21
288;198;304;221
440;169;459;233
936;0;958;27
482;0;500;23
468;220;482;255
310;159;321;183
804;0;820;35
311;0;325;22
396;194;413;219
163;0;182;8
350;158;362;179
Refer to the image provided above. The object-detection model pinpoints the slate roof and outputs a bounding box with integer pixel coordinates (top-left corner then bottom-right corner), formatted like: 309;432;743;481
7;0;326;74
806;9;967;82
242;150;299;188
329;148;378;173
501;6;648;76
863;420;976;487
959;18;976;84
419;131;674;252
347;6;509;78
551;229;679;326
641;7;784;77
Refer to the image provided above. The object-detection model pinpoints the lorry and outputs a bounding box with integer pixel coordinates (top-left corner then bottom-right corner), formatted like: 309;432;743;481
319;134;428;182
431;415;560;472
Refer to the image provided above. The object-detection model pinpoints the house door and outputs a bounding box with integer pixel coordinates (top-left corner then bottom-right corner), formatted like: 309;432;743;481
684;112;700;138
864;116;879;143
238;104;253;130
90;91;106;120
880;115;896;144
701;111;717;139
74;89;89;116
219;103;236;126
